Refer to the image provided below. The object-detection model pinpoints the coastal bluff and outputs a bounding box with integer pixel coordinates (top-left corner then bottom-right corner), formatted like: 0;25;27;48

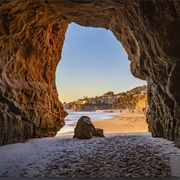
0;1;180;147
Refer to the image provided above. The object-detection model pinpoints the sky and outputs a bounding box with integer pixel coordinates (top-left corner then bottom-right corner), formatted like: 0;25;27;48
56;23;146;103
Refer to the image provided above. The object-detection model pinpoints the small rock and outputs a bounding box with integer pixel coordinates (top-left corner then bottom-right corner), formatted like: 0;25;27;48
73;116;104;139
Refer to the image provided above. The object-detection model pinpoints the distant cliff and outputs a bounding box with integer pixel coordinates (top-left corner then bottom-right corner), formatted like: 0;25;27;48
64;85;147;112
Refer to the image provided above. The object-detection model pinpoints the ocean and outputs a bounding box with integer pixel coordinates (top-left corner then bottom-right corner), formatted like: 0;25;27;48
56;110;118;135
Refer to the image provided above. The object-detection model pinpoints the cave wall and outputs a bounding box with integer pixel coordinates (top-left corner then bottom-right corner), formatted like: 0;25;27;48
0;1;68;145
0;0;180;147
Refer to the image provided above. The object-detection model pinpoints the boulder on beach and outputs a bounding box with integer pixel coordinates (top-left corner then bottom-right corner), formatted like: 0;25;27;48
73;116;105;139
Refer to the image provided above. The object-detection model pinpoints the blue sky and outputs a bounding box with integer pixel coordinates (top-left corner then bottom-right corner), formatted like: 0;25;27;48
56;23;146;103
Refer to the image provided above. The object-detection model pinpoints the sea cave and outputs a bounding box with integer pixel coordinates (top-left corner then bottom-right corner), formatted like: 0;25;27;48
0;0;180;147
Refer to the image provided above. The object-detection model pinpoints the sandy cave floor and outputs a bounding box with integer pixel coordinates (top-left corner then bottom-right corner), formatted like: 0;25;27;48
0;133;180;177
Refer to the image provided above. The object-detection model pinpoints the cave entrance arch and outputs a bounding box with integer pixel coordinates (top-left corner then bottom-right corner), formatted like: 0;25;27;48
0;1;179;147
56;22;147;135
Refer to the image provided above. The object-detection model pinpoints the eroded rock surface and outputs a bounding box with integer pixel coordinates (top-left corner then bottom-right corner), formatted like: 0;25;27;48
0;1;180;146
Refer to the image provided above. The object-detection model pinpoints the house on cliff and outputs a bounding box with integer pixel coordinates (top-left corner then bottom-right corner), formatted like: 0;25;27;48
77;99;88;104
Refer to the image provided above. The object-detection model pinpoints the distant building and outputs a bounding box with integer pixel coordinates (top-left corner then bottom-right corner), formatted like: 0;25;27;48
91;98;97;104
77;99;88;104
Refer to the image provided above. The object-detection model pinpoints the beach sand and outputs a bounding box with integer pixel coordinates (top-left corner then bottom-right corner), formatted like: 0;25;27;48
59;111;148;137
0;111;180;177
92;111;148;135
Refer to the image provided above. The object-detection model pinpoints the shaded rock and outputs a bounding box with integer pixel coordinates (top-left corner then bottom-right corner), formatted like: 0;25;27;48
93;128;105;137
73;116;104;139
74;116;94;139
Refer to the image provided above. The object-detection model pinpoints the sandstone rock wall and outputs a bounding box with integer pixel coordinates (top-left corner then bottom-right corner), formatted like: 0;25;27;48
0;1;68;145
0;0;180;147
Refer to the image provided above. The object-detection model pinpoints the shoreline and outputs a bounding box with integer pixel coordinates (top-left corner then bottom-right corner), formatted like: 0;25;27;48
56;110;148;137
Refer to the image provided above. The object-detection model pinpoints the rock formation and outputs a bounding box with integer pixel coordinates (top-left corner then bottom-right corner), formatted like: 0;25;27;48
73;116;104;139
0;1;180;147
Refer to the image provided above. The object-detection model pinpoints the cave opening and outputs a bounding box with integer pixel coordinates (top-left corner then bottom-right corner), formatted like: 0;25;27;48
55;23;146;135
